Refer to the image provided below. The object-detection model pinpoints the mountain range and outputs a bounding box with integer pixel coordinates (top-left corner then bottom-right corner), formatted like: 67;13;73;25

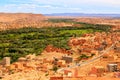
45;13;120;18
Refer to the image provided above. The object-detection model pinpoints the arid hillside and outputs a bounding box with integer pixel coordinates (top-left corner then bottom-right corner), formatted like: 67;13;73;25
0;13;119;31
0;13;48;30
0;13;75;30
75;17;120;25
75;17;120;31
0;13;46;22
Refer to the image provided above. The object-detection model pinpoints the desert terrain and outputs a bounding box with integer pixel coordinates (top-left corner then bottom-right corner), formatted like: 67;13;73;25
0;13;119;80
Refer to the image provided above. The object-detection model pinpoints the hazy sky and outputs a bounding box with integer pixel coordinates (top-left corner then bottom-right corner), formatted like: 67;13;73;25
0;0;120;14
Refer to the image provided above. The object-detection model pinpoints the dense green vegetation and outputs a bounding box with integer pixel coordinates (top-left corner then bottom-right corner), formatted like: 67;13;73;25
78;53;95;61
52;66;58;72
0;19;112;63
48;18;112;32
47;18;74;23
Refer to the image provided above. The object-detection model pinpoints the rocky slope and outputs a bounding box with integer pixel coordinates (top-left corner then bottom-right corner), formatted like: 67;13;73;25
0;13;46;22
0;13;47;30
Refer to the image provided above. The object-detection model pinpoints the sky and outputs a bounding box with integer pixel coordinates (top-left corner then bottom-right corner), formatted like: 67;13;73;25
0;0;120;14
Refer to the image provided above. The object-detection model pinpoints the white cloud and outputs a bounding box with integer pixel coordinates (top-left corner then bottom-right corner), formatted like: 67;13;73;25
29;0;120;10
0;0;120;13
33;0;120;5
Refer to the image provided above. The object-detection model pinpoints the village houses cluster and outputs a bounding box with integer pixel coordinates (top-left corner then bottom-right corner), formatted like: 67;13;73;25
0;32;120;80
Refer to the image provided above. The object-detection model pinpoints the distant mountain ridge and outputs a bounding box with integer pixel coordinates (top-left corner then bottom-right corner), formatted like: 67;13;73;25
45;13;120;17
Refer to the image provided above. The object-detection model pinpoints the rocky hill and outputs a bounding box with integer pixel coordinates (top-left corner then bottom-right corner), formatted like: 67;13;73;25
0;13;46;22
0;13;47;30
